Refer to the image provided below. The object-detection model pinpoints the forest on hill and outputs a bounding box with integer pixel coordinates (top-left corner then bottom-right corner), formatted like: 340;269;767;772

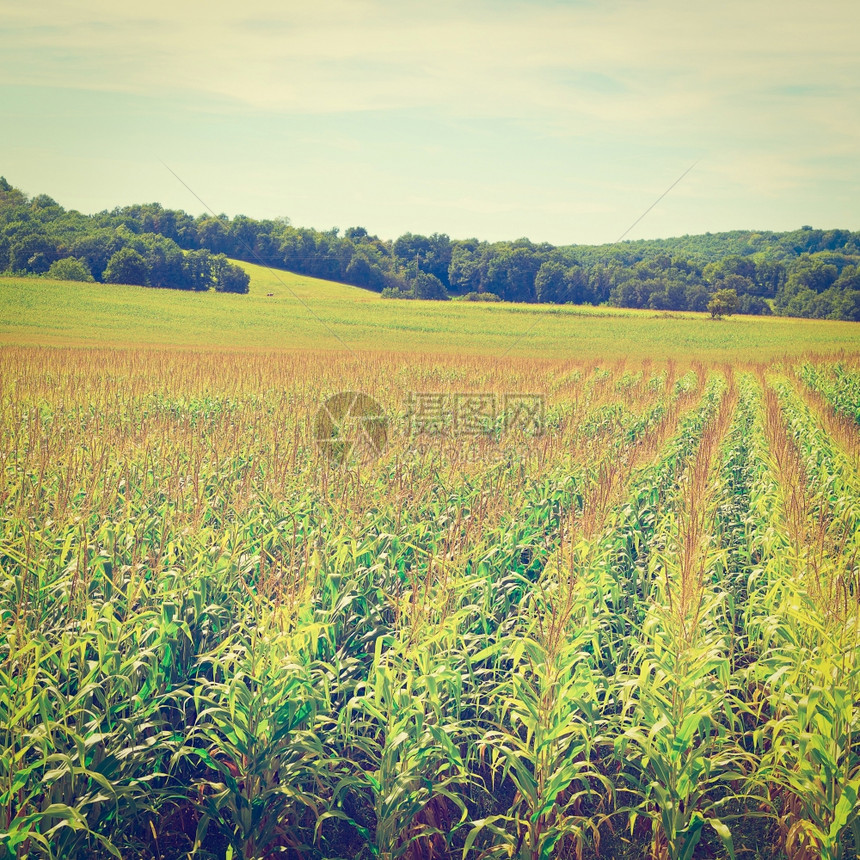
0;179;250;294
2;177;859;320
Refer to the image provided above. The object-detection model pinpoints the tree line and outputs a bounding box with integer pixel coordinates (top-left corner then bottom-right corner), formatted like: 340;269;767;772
0;179;250;293
2;177;859;319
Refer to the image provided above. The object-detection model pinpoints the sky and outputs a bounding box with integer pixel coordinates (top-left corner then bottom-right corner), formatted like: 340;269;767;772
2;0;859;246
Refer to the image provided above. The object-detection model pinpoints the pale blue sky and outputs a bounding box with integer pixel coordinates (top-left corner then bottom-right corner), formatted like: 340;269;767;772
2;0;858;245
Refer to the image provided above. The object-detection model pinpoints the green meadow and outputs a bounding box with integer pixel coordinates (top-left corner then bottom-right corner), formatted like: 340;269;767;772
2;261;858;359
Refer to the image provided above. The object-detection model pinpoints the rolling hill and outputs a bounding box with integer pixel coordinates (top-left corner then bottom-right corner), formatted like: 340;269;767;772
2;260;859;360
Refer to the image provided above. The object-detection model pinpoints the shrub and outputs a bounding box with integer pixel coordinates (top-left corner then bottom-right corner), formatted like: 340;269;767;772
103;247;148;286
381;286;414;299
46;257;94;282
411;271;449;300
458;291;502;302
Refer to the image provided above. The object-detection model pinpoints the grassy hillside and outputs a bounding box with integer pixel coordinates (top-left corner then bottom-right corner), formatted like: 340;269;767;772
1;260;858;360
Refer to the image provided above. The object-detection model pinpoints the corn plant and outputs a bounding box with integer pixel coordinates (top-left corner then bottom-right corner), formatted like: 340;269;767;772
798;361;860;427
463;625;609;860
4;346;860;858
609;379;754;860
173;630;329;859
324;636;469;860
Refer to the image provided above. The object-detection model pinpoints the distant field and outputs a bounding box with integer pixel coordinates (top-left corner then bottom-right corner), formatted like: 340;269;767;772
1;261;858;359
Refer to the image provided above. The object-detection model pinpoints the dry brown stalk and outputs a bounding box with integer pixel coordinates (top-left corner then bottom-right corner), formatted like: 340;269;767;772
669;374;737;642
759;379;858;629
794;367;859;468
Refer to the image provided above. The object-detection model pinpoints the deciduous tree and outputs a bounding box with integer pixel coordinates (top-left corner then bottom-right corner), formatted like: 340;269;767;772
708;288;739;319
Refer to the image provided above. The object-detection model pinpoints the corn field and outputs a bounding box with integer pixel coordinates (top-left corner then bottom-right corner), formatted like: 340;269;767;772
1;346;859;860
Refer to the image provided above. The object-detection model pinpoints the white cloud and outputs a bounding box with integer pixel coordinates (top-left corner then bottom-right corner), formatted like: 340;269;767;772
4;0;858;123
2;0;858;240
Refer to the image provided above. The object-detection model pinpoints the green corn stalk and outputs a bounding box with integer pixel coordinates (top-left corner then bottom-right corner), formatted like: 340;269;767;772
613;596;749;860
742;374;860;860
173;632;327;860
323;636;468;860
463;630;609;860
